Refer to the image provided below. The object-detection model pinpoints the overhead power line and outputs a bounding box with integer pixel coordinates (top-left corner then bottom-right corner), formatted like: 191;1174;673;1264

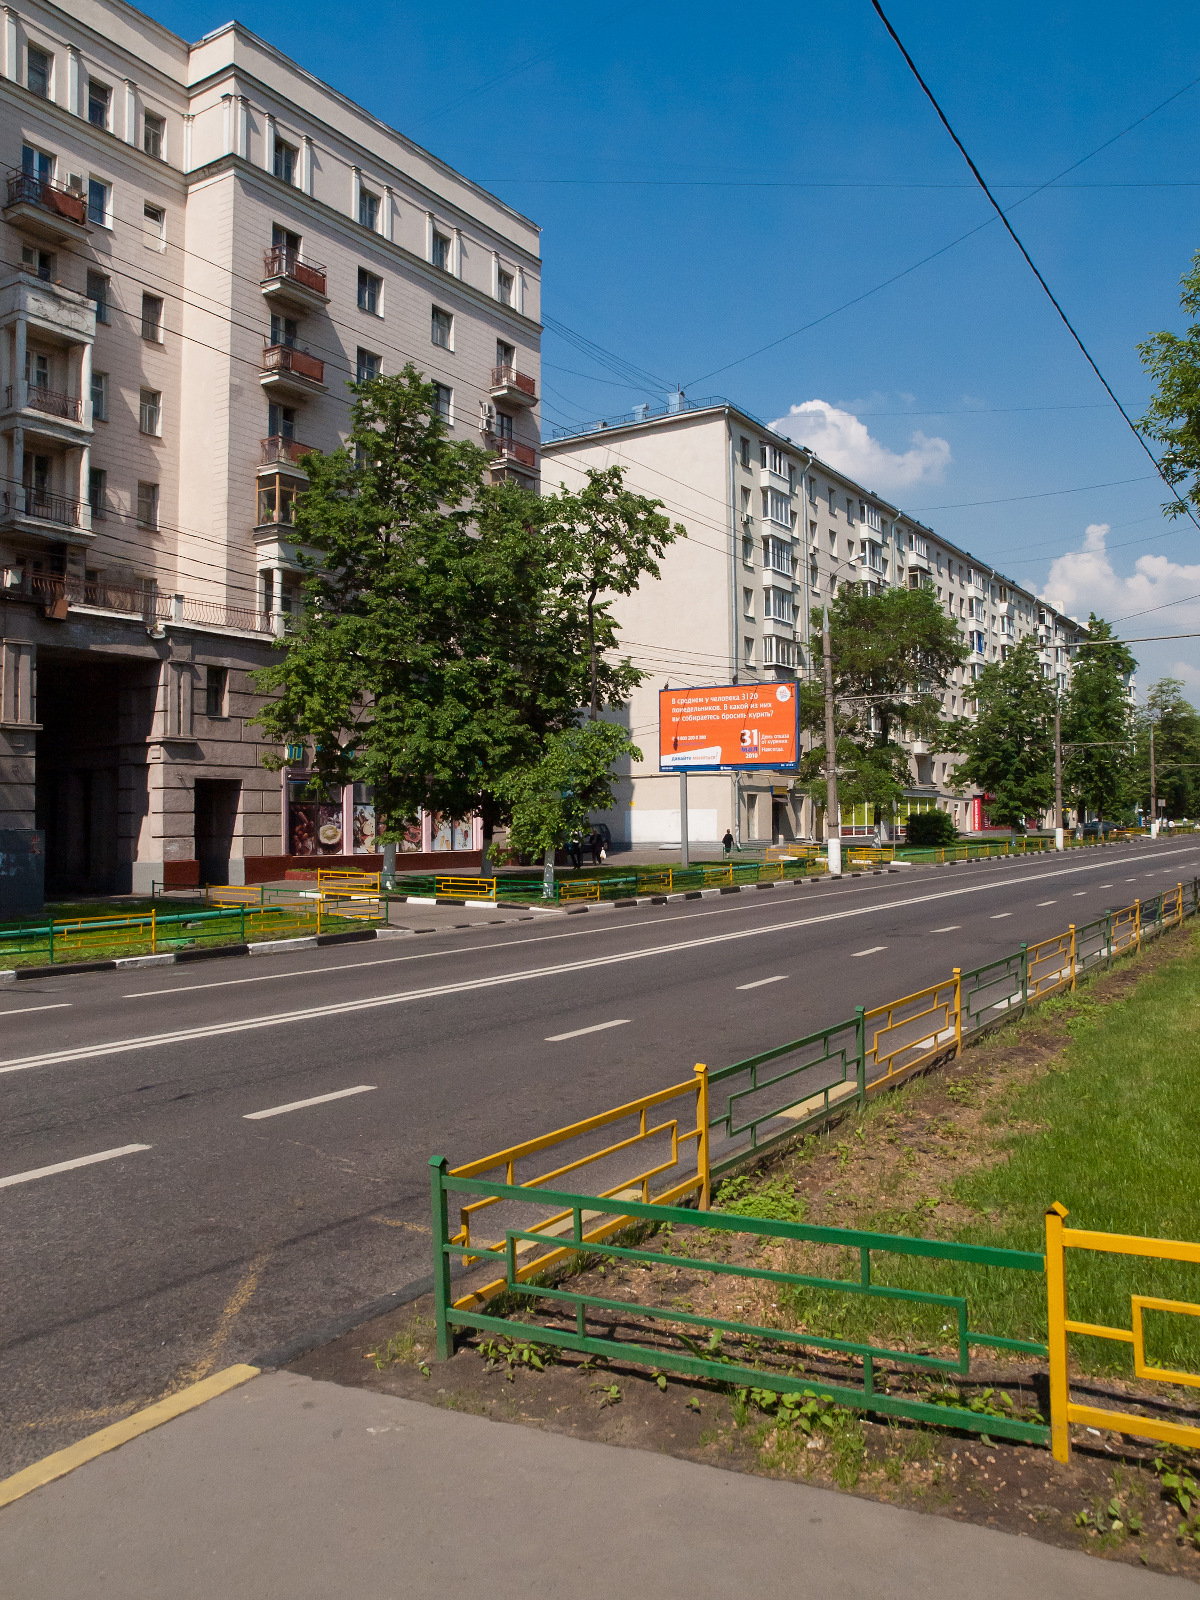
867;0;1200;536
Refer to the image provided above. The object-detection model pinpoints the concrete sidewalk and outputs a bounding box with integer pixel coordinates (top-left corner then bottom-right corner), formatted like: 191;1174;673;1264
0;1371;1188;1600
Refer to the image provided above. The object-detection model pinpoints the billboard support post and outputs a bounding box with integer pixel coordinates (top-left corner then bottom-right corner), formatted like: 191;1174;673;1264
679;770;690;869
822;602;841;876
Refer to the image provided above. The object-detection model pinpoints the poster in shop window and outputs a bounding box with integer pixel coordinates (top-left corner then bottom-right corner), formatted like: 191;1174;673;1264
659;683;798;772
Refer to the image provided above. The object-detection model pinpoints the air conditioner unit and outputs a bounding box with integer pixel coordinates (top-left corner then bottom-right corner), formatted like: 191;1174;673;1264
67;173;85;194
479;402;495;429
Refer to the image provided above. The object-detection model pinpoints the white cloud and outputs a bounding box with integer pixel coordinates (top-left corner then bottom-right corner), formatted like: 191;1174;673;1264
1042;523;1200;698
768;399;951;491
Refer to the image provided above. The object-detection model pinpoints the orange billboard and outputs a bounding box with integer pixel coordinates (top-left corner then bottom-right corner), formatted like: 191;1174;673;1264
659;683;799;771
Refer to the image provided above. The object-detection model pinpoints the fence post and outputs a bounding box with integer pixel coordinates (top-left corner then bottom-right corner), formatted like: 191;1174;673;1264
1178;883;1184;928
855;1006;867;1105
1135;900;1141;952
1045;1202;1071;1463
47;918;54;965
1069;925;1076;991
953;967;962;1057
239;903;245;946
151;907;157;956
694;1062;711;1210
1019;942;1029;1013
430;1156;454;1360
1104;909;1113;968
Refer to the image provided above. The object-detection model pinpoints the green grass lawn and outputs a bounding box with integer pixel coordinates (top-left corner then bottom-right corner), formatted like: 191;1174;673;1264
767;930;1200;1377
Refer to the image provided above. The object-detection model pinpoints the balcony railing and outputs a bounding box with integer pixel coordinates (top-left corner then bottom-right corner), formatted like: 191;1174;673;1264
490;365;537;398
5;384;84;421
146;593;273;635
261;343;325;383
260;436;317;466
262;247;327;297
489;438;537;469
4;487;83;526
5;169;88;226
26;574;150;614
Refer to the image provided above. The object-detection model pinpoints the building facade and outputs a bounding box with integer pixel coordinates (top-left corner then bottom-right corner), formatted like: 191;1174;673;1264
541;397;1083;846
0;0;541;897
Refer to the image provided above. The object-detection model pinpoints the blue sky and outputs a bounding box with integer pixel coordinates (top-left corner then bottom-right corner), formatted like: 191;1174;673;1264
150;0;1200;696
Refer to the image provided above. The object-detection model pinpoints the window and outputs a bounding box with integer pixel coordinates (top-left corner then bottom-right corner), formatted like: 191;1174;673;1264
742;533;754;564
136;481;159;529
88;467;107;521
86;270;109;322
740;436;750;468
827;485;836;513
141;294;163;342
269;312;298;348
743;636;755;667
257;475;297;527
22;246;54;281
433;383;452;423
764;588;794;623
268;402;296;440
807;474;816;502
431;306;452;348
27;45;50;98
205;666;228;718
497;269;513;305
431;230;451;270
88;79;111;129
22;144;54;184
357;267;381;314
768;445;784;475
846;496;855;523
139;388;162;435
356;347;380;383
761;636;795;668
273;140;297;184
743;587;754;618
144;111;165;160
766;489;791;526
91;371;108;421
359;188;380;230
273;223;301;257
25;349;48;389
866;504;882;532
87;179;110;227
496;338;515;370
495;410;514;440
143;202;165;251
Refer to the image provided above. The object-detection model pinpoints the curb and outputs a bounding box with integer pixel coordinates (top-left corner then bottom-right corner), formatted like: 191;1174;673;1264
0;1363;259;1509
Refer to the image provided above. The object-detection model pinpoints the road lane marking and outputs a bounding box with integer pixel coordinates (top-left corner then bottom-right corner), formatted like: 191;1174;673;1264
11;847;1200;1076
545;1019;630;1042
0;1143;150;1188
1073;892;1088;897
991;913;1013;919
851;946;887;957
243;1085;376;1120
0;1002;72;1017
930;926;961;933
1037;900;1056;906
736;975;789;990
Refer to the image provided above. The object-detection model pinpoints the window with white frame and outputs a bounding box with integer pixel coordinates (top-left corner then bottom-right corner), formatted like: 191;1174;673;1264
87;178;110;228
359;187;380;230
432;231;451;270
88;79;111;129
828;484;836;513
357;268;382;315
86;270;110;321
274;140;297;184
139;388;161;435
433;383;452;423
141;294;163;342
743;587;754;618
761;636;795;667
143;202;165;251
497;269;513;305
431;306;452;348
27;45;50;98
866;504;882;532
356;347;380;383
144;111;165;160
764;587;794;623
136;481;159;529
743;635;755;666
91;370;108;421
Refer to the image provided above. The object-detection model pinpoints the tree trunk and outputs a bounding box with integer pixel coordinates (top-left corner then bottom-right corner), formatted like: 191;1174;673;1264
381;839;397;891
587;589;598;720
542;845;556;901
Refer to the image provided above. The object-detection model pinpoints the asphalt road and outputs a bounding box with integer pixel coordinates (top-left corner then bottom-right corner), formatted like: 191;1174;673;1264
2;837;1197;1475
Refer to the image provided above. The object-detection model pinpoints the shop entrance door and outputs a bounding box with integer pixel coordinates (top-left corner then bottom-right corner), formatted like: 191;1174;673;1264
195;780;240;885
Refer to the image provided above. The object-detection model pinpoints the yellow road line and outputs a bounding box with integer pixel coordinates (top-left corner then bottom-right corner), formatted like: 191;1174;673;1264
0;1364;259;1510
174;1248;271;1389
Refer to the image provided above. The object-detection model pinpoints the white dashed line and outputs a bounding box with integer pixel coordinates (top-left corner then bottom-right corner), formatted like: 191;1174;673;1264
1037;901;1056;907
0;1143;151;1189
243;1085;376;1120
545;1019;630;1042
0;1002;72;1018
930;926;961;933
991;913;1013;919
851;946;887;957
736;975;789;990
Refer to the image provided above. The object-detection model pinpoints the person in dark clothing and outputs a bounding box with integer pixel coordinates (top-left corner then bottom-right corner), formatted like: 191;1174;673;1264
588;831;603;866
722;829;734;857
568;835;583;870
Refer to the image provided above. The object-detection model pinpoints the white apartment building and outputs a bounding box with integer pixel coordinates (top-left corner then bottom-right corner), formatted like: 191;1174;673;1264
541;396;1083;846
0;0;541;901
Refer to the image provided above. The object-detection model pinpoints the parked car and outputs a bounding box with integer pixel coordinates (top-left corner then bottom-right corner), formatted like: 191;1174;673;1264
1082;819;1122;838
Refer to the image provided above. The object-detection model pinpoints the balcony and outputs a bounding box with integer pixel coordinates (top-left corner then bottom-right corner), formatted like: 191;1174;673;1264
489;437;537;472
260;248;329;312
488;365;537;407
0;486;90;538
260;436;317;472
4;383;90;440
3;170;92;244
759;466;793;494
259;343;327;399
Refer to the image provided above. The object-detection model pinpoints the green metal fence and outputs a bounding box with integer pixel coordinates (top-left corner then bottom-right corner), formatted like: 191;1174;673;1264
430;1163;1051;1446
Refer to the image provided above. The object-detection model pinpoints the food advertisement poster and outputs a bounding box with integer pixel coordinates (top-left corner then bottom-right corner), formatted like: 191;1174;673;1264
659;683;799;772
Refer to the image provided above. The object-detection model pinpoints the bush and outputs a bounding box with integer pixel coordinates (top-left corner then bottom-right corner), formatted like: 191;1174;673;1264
904;810;957;847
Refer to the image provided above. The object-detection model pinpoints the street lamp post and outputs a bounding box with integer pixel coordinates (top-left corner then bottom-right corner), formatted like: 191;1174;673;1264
1054;705;1064;851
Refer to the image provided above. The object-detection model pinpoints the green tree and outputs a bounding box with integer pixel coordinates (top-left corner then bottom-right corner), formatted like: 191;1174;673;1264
502;721;641;865
1135;678;1200;820
1138;251;1200;519
542;467;685;718
1061;615;1137;821
940;637;1056;828
251;370;646;871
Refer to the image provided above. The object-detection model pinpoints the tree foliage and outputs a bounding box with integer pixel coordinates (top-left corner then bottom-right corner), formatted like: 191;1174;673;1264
1061;615;1137;820
940;637;1056;828
250;369;651;847
1135;678;1200;819
501;721;641;857
1138;251;1200;519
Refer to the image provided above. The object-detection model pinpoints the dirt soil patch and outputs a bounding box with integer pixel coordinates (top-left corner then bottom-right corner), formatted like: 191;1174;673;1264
291;928;1200;1580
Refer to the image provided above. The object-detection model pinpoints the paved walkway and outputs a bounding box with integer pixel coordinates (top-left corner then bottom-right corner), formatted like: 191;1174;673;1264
0;1371;1189;1600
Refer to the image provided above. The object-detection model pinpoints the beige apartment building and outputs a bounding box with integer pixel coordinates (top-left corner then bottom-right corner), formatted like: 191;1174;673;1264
0;0;541;901
541;396;1082;847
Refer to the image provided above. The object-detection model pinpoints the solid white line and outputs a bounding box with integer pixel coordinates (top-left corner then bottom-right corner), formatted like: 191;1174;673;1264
545;1019;630;1042
0;1143;150;1189
243;1085;376;1120
929;925;961;933
991;913;1013;919
735;975;789;990
0;1002;72;1017
9;847;1200;1077
851;946;886;957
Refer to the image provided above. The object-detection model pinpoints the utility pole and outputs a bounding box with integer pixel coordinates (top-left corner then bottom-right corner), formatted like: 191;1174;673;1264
1053;705;1064;850
1150;721;1157;837
822;599;841;876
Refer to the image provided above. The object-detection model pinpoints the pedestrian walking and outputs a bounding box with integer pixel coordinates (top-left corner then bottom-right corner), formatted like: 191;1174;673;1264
588;830;603;866
722;828;734;858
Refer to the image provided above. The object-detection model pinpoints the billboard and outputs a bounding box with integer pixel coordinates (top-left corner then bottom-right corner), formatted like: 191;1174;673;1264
659;683;799;772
